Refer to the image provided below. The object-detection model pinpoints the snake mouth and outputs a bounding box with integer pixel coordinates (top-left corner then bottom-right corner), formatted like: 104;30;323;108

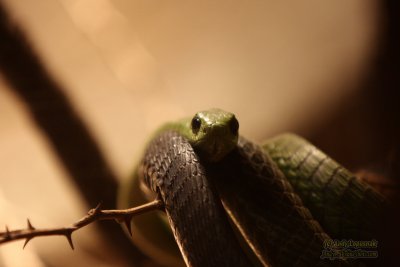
192;125;238;162
194;141;224;162
205;140;236;162
212;142;219;155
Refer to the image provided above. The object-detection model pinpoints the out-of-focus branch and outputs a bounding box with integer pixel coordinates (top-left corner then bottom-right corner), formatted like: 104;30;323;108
0;199;163;249
0;1;153;265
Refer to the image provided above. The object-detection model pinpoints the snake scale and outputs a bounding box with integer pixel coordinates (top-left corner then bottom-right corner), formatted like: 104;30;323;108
118;109;387;267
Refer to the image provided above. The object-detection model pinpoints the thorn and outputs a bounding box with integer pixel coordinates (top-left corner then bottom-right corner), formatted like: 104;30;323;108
65;231;74;250
88;202;102;216
23;237;32;249
124;216;132;236
94;202;102;213
26;219;35;230
5;225;10;239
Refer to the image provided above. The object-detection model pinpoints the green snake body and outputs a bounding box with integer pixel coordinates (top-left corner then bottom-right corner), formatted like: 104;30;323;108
118;109;386;267
264;134;386;241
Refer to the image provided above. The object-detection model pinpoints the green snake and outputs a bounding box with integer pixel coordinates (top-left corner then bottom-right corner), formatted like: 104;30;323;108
118;109;387;267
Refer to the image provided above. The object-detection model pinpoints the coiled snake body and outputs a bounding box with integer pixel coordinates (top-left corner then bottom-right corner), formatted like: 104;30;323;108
118;109;387;267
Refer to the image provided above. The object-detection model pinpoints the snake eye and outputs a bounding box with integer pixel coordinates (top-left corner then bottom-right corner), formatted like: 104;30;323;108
229;117;239;135
191;116;202;134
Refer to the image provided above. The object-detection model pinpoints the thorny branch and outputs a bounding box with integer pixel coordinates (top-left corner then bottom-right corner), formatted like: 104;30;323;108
0;198;164;249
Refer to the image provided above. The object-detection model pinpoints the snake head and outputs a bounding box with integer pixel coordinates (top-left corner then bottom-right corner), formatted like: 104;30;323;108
189;108;239;162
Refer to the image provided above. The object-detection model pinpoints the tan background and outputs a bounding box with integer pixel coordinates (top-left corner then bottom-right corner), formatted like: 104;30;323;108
0;0;382;266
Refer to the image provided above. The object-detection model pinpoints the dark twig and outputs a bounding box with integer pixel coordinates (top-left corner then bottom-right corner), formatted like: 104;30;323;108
0;199;163;249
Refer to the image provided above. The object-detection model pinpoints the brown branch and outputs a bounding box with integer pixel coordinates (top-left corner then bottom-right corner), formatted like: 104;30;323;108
0;198;164;249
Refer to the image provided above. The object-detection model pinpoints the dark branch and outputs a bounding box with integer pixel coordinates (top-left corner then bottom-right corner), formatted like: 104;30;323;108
0;2;150;264
0;199;163;249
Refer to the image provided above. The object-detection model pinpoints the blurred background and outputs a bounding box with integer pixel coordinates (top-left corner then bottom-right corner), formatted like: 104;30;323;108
0;0;398;266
